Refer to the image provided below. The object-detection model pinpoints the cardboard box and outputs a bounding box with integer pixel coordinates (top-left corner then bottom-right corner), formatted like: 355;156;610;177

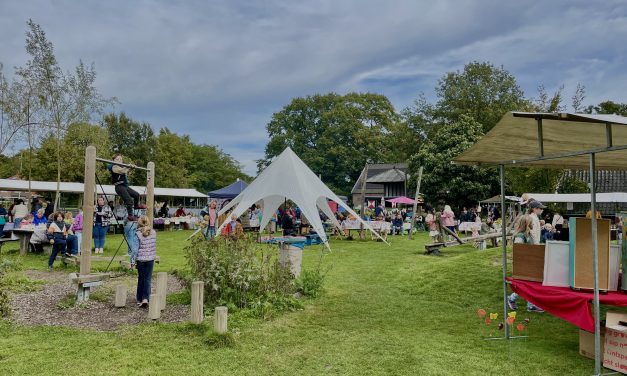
604;311;627;374
512;243;545;282
580;312;627;363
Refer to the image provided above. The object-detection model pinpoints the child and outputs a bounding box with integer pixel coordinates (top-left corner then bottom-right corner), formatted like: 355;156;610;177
94;197;113;254
425;209;439;242
508;215;544;313
108;154;143;221
47;212;73;269
64;212;73;227
72;207;84;252
129;216;157;307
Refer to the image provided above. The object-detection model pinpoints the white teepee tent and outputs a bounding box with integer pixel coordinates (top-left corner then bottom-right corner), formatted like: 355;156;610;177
217;147;388;248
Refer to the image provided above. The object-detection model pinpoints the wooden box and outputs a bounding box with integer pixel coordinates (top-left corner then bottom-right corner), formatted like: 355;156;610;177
569;218;611;290
512;243;545;282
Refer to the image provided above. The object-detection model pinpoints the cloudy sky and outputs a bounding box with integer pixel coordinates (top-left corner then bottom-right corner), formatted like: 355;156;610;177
1;1;626;175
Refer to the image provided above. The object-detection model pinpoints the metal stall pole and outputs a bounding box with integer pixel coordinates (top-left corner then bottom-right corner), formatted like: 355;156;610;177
500;165;509;339
589;153;601;376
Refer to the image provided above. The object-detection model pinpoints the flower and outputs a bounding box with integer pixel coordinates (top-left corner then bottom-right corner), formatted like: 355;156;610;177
516;323;525;332
477;309;486;317
485;317;492;325
507;312;516;318
506;316;516;325
490;313;498;320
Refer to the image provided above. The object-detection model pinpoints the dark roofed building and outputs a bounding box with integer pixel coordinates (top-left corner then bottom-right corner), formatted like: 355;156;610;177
351;163;409;207
563;170;627;215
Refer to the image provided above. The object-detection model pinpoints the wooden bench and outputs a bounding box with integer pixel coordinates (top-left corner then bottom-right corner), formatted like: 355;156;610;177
68;272;111;302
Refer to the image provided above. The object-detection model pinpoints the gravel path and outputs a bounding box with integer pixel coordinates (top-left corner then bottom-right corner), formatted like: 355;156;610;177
9;270;189;331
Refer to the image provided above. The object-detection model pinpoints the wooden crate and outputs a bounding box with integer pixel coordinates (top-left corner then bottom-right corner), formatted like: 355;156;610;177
512;243;545;282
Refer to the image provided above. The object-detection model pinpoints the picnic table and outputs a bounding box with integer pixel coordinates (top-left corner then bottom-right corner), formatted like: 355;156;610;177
341;220;390;240
12;228;34;255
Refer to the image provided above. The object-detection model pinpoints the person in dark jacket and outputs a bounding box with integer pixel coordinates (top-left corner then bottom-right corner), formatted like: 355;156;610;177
281;212;295;236
108;154;143;221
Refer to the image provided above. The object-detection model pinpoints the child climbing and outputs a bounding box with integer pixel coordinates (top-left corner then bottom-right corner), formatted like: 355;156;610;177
108;154;144;221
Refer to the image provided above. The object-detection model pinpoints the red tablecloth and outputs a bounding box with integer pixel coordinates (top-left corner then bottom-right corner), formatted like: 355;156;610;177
507;278;627;332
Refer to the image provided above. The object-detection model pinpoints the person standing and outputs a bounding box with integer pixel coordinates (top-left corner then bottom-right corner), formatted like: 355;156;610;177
425;208;439;242
72;207;84;252
0;204;6;234
204;200;218;239
508;214;544;313
129;216;157;307
527;200;546;245
93;197;113;254
442;205;456;233
11;199;28;227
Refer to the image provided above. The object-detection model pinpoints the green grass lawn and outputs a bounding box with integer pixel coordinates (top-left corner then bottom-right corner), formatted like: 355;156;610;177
0;230;608;375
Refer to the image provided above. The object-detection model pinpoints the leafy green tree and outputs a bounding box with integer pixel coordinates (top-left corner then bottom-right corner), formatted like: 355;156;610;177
103;112;155;184
260;92;400;195
12;20;115;209
187;144;248;193
408;115;499;210
584;100;627;116
154;128;193;188
32;123;110;183
434;61;529;132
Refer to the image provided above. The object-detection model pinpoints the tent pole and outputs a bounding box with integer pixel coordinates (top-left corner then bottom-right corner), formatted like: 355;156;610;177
590;153;601;376
500;165;509;339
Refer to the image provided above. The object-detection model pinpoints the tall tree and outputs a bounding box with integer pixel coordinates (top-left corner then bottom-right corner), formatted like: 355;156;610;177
260;92;400;195
408;115;498;210
187;144;248;193
434;61;529;132
154;128;193;188
14;20;114;209
103;112;155;184
585;100;627;116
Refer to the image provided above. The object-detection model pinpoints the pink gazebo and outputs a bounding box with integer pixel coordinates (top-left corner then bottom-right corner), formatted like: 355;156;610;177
386;196;421;205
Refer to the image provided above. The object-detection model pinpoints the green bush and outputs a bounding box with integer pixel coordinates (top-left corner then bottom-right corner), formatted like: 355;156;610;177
295;252;330;298
185;236;298;315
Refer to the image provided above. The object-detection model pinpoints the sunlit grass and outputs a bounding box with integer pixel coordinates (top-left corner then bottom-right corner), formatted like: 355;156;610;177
0;230;609;375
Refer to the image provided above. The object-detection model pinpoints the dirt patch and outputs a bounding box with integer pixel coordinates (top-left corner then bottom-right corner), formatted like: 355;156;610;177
9;270;189;331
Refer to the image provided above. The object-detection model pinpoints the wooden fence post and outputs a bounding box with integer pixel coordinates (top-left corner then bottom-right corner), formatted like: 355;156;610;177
114;284;127;308
191;281;204;324
148;293;161;320
214;306;228;334
156;272;167;310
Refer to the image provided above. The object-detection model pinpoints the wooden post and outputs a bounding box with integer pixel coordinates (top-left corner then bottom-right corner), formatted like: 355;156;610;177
115;284;127;308
148;293;161;320
409;166;423;240
147;161;155;227
156;272;167;310
80;146;96;276
214;306;228;334
190;281;204;324
359;164;368;217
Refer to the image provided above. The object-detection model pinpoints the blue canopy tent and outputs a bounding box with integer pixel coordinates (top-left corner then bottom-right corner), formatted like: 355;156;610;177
208;179;248;199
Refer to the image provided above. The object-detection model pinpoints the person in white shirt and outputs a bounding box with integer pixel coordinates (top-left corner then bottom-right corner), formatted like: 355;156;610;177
551;212;564;228
527;200;545;244
11;199;29;227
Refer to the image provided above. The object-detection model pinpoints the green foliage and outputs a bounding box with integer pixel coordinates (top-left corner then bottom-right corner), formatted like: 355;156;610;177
188;143;248;192
294;252;329;298
56;294;77;309
260;92;402;195
434;61;530;133
185;236;299;315
155;128;193;188
584;100;627;116
409;115;499;210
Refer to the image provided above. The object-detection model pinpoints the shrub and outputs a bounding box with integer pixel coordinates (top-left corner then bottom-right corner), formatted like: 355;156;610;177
185;235;298;315
295;253;330;298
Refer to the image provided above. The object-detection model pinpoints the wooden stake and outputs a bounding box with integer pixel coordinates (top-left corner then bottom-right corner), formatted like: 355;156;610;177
214;306;228;334
147;161;155;227
81;146;96;276
190;281;204;324
409;166;423;240
115;284;127;308
148;293;161;320
156;272;167;310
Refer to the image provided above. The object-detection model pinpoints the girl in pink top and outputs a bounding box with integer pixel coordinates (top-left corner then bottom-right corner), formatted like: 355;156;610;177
441;205;456;233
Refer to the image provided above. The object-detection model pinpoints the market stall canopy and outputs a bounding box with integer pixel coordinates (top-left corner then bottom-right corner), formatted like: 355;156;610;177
454;112;627;169
208;179;248;199
480;195;521;204
0;179;207;198
218;147;388;248
524;192;627;203
386;196;420;204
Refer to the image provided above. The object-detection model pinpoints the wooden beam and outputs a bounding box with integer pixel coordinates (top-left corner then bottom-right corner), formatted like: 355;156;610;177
81;146;96;276
147;161;155;227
